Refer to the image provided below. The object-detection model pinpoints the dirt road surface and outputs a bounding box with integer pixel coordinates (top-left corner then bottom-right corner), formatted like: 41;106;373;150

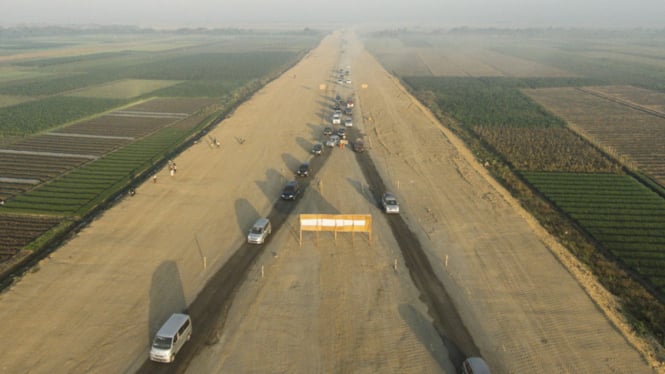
0;31;656;374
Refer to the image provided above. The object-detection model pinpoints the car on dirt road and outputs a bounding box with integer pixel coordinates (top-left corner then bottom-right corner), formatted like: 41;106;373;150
280;180;301;200
311;143;323;155
353;138;365;153
323;126;333;136
325;135;340;147
296;163;310;177
344;117;353;127
381;192;400;214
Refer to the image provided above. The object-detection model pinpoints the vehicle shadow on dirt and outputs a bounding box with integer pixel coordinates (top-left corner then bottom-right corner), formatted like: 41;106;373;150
306;123;325;141
346;177;377;207
234;198;260;236
399;304;457;373
296;136;315;154
148;261;187;347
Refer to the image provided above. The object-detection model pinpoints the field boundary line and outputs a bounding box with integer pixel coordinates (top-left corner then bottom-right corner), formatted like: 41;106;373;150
576;87;665;120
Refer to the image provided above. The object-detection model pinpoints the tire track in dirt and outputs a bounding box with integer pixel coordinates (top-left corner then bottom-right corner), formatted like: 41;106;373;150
349;125;479;368
137;151;332;374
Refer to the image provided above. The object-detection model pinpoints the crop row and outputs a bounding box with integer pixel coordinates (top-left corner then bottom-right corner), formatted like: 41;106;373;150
495;43;665;92
5;134;130;156
474;126;619;173
523;172;665;293
403;76;602;128
0;96;127;136
524;87;665;187
0;213;63;258
4;127;189;215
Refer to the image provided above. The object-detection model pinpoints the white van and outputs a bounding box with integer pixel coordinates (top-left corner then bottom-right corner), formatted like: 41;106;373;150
150;313;192;363
461;357;491;374
247;217;271;244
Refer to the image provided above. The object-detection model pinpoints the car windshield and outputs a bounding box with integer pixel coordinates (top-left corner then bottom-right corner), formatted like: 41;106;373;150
152;336;172;349
385;196;398;205
251;227;263;234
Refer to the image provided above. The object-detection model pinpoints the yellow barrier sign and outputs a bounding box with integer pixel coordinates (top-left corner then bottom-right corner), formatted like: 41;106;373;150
299;214;372;245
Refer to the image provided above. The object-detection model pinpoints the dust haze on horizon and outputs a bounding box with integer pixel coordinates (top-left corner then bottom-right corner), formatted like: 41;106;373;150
3;0;664;29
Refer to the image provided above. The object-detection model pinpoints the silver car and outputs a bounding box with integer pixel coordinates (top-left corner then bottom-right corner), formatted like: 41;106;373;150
381;192;400;214
247;218;272;244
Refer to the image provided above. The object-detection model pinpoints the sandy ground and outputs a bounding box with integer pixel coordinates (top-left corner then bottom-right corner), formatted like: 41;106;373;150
0;30;657;374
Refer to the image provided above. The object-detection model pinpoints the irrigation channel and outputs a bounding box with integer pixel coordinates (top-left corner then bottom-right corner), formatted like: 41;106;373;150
139;125;478;373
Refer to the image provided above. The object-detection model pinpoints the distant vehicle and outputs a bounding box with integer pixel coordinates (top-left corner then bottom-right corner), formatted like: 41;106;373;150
311;143;323;155
332;115;341;125
247;218;271;244
150;313;192;363
326;135;340;147
346;99;354;108
296;163;310;177
323;127;333;136
336;127;346;138
333;103;341;111
461;357;491;374
344;117;353;127
381;192;400;214
281;180;301;200
353;138;365;152
345;79;352;84
335;94;342;102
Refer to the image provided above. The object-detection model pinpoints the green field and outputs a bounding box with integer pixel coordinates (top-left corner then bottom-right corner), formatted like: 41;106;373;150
0;28;322;263
67;79;182;99
367;29;665;340
524;172;665;291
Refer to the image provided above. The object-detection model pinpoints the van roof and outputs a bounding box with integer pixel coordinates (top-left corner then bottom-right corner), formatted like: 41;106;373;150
156;313;190;337
253;217;270;227
464;357;491;374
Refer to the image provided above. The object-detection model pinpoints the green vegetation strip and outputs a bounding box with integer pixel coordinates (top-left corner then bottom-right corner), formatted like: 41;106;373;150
402;76;596;128
0;96;127;136
4;127;188;215
523;172;665;293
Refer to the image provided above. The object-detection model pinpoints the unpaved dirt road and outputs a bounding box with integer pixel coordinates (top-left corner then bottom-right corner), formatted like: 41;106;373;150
0;30;656;374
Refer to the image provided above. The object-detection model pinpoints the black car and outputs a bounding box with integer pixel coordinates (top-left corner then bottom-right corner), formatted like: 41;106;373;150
280;180;301;200
296;163;310;177
323;126;333;136
311;143;323;155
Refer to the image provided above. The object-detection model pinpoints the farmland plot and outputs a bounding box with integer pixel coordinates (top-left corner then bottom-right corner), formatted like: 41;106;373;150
0;214;64;262
524;172;665;293
67;79;182;99
474;126;619;172
416;48;502;76
525;87;665;186
580;85;665;114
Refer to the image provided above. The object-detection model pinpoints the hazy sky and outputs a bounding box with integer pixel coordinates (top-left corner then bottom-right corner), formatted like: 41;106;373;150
3;0;664;28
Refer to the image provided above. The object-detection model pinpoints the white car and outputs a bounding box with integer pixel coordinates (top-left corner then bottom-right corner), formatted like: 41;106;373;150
331;115;341;125
344;117;353;127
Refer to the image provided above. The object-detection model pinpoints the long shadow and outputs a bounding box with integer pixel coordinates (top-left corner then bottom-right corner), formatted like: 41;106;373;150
136;145;336;373
234;198;260;237
345;177;376;207
143;261;187;372
255;168;287;204
353;125;481;366
296;136;315;154
399;304;458;372
281;153;301;177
